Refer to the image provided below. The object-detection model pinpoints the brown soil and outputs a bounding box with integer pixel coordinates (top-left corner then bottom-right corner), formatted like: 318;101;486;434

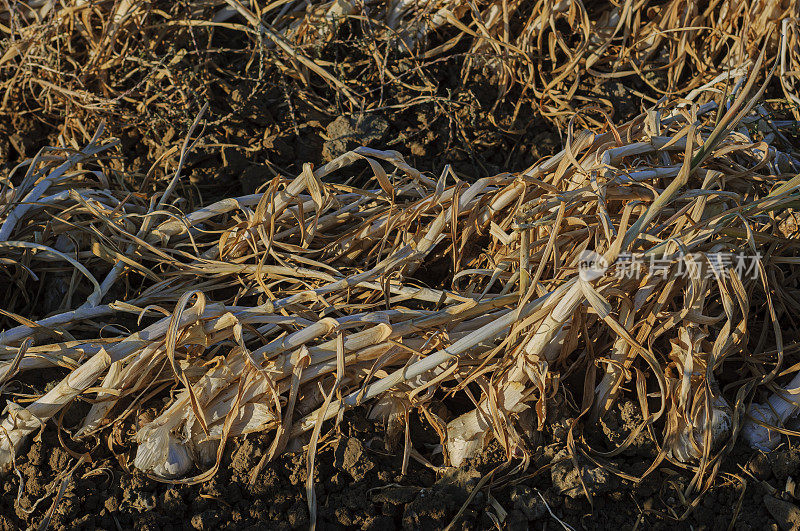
1;8;797;531
0;397;790;530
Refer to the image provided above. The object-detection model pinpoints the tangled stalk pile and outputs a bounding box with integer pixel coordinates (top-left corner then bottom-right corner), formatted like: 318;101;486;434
1;0;797;143
1;59;799;497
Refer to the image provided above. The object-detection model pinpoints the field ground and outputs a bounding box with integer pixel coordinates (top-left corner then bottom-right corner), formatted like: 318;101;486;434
1;2;799;529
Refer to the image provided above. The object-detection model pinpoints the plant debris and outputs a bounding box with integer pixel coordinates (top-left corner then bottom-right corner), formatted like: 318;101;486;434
1;1;800;529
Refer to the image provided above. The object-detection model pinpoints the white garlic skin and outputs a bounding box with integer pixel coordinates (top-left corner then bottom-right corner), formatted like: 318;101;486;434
742;371;800;452
134;426;194;479
742;403;782;452
152;440;193;479
671;396;733;462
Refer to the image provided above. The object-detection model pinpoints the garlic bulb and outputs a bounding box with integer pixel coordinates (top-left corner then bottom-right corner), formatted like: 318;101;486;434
369;393;408;451
742;403;783;452
742;371;800;452
669;394;732;462
134;425;193;479
664;330;733;462
662;266;736;462
446;381;527;466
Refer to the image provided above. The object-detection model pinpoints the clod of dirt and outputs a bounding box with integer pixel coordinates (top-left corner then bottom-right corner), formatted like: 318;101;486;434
190;508;222;530
159;488;184;514
764;495;800;530
371;485;420;505
231;437;264;479
747;452;774;481
597;400;655;457
402;467;481;531
231;85;274;127
334;436;375;482
510;484;547;520
436;467;481;492
362;515;396;530
287;500;310;528
770;447;800;482
48;447;70;472
402;489;451;531
322;114;389;161
505;509;529;531
551;448;618;498
121;489;156;512
240;164;272;194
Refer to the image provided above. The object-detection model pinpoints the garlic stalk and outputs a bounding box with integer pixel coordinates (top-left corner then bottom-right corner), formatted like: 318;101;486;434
446;382;528;467
131;293;518;477
131;323;402;477
444;242;617;463
289;287;561;439
445;277;582;465
0;301;225;472
133;352;247;477
665;269;732;462
666;331;733;463
0;125;115;243
593;274;660;417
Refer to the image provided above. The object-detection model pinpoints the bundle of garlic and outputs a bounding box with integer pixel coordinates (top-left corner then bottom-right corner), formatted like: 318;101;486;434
1;61;800;493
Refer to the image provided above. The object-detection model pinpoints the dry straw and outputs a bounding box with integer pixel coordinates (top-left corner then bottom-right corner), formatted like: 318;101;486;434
1;0;797;145
1;48;799;524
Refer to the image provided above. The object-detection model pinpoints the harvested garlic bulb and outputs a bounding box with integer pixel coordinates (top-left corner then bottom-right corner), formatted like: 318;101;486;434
134;425;193;479
742;371;800;452
665;326;732;462
669;394;732;462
